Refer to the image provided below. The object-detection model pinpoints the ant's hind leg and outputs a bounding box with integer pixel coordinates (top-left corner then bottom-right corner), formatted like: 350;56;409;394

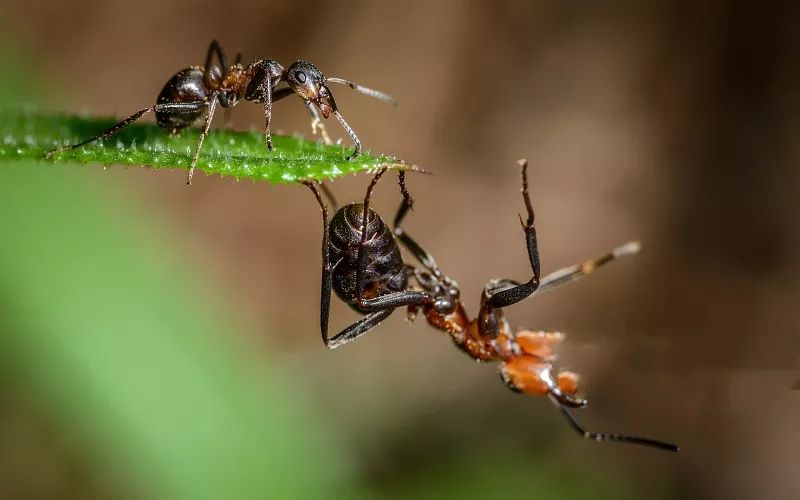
302;180;335;347
44;107;155;159
186;93;220;185
326;309;394;349
551;397;679;452
203;40;227;87
485;159;541;309
393;172;443;276
44;101;210;160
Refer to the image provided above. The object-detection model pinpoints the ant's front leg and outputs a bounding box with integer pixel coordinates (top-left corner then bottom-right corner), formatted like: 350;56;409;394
392;172;443;276
486;159;541;309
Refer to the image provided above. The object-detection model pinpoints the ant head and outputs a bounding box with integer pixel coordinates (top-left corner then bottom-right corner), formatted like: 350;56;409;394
285;61;336;117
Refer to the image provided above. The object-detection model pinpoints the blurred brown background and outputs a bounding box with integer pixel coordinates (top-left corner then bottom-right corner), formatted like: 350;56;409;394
4;1;800;499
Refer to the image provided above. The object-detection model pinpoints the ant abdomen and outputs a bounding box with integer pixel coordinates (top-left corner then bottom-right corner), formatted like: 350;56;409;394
155;67;209;131
329;204;407;311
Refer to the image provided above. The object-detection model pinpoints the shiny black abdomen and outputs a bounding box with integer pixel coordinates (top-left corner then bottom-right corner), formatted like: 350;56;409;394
155;66;209;132
329;204;407;312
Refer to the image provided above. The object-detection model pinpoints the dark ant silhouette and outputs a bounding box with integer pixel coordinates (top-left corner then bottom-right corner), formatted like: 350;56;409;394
44;40;396;184
303;161;679;452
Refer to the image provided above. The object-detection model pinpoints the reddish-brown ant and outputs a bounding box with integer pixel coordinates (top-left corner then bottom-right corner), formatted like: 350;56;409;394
45;40;396;184
303;162;679;452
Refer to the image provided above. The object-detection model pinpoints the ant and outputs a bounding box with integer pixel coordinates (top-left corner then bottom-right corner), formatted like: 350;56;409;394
302;161;679;452
44;40;397;184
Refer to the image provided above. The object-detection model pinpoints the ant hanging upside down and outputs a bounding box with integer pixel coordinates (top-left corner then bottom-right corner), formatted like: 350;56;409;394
45;40;396;184
302;161;679;452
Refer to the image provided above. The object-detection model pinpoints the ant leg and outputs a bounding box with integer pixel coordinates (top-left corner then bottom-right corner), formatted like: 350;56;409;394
203;40;227;87
332;110;361;160
329;287;438;348
355;288;432;312
486;159;541;309
186;92;220;185
44;107;154;158
392;172;442;276
262;78;274;151
258;86;302;146
393;170;414;227
302;180;334;346
205;40;228;70
536;241;641;294
43;102;207;159
353;169;388;301
549;396;679;452
326;309;394;349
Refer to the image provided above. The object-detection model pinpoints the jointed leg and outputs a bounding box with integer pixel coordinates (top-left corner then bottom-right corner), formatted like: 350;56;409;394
203;40;227;87
186;92;220;185
44;101;208;159
486;159;541;309
354;169;387;300
550;396;679;452
393;172;443;277
303;180;334;347
44;108;153;159
325;309;394;349
536;241;641;294
262;79;274;151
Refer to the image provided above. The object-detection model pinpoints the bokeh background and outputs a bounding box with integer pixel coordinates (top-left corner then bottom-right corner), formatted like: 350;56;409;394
1;1;799;499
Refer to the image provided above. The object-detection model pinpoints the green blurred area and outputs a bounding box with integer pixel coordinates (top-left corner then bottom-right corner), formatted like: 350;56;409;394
0;41;353;499
0;24;666;500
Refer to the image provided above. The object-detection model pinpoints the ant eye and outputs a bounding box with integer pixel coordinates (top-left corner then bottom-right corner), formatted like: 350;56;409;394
295;71;307;83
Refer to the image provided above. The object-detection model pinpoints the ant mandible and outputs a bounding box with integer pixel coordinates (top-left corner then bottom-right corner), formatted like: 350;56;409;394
45;40;396;184
303;161;679;452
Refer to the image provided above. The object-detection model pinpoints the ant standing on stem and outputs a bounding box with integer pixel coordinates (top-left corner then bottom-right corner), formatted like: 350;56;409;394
302;161;679;452
45;40;397;184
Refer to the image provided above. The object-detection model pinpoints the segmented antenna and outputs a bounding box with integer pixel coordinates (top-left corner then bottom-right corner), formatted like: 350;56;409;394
327;77;398;106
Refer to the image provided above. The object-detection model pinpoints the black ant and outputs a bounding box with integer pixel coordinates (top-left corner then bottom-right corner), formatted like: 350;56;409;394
302;162;679;452
44;40;397;184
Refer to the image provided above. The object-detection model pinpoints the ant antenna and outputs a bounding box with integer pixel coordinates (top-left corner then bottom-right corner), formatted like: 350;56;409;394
326;77;398;106
549;395;679;452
